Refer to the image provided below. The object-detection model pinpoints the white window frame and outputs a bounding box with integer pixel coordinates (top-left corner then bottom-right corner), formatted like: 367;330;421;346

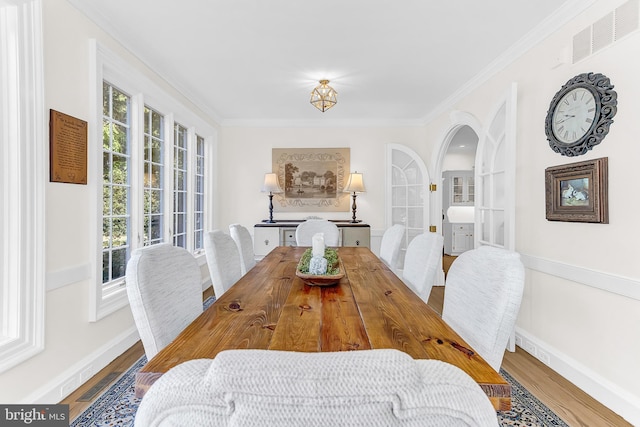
89;40;216;321
0;0;46;373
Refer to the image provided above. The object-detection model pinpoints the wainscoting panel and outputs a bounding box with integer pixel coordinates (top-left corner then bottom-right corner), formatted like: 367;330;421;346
21;327;140;404
520;254;640;302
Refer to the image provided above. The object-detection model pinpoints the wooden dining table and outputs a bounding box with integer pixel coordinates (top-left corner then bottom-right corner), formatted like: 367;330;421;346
135;246;510;410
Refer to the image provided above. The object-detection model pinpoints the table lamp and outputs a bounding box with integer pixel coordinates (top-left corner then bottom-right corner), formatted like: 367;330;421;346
344;172;366;223
261;173;283;223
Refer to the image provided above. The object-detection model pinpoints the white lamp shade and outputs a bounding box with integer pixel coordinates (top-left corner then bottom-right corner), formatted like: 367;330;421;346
262;173;283;193
344;172;366;193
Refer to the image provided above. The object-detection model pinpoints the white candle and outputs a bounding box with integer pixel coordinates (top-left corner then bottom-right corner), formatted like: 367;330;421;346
312;233;325;258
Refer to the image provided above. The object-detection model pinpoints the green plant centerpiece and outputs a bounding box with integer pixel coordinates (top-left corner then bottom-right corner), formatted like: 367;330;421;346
295;248;344;286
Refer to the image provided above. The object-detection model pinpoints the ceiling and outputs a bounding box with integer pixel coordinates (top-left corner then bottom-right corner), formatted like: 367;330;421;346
68;0;586;126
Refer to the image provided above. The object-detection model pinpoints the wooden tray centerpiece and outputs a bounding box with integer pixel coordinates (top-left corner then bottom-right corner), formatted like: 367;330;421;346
295;247;344;286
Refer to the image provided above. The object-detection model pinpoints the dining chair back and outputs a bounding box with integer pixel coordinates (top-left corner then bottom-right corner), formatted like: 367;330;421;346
295;219;340;246
229;223;256;275
442;245;525;371
402;231;444;303
125;243;202;360
379;224;405;271
204;230;242;298
135;349;499;427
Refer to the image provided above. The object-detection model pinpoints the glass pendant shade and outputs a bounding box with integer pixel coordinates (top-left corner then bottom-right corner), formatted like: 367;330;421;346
310;80;337;112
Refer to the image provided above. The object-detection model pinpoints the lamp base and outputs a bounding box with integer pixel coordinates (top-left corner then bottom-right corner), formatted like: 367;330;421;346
263;219;277;223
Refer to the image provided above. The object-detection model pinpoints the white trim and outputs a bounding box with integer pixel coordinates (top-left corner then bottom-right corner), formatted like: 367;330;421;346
46;264;91;291
88;40;217;321
220;118;426;128
521;253;640;301
20;327;140;403
0;0;46;374
515;328;640;425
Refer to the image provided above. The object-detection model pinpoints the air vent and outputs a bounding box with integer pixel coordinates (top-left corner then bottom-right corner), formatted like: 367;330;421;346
572;27;591;63
572;0;639;63
592;12;614;53
615;0;639;40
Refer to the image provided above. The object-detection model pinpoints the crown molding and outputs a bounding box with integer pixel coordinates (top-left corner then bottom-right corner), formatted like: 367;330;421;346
423;0;599;124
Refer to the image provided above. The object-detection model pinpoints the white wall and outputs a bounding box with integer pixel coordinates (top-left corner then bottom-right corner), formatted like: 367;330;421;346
425;0;640;422
0;0;217;403
3;0;639;423
216;126;428;233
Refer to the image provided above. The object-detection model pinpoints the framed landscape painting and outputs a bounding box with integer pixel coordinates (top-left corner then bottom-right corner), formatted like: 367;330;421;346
545;157;608;223
272;148;350;212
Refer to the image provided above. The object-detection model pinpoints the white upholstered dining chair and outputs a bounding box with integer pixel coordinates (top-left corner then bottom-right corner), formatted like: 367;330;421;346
401;231;444;303
379;224;405;271
125;243;203;360
442;245;525;372
228;223;256;275
134;348;499;427
295;219;340;246
204;230;242;298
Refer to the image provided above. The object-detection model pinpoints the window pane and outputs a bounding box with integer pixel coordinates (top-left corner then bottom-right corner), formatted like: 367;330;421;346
111;248;128;281
173;124;188;248
112;88;129;124
112;154;128;185
143;106;165;246
102;219;111;249
113;123;129;154
102;82;131;286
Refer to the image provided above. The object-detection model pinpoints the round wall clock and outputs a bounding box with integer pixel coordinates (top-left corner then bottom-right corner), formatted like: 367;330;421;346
544;72;617;157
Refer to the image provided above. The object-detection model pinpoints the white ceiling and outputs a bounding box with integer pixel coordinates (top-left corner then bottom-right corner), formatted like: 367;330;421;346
67;0;589;126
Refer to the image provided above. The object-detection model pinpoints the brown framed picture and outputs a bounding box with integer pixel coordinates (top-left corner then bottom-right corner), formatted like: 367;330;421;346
545;157;608;223
49;109;88;184
271;148;350;212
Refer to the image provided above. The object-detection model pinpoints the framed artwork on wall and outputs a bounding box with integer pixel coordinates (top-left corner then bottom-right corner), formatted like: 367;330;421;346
545;157;608;223
272;148;350;212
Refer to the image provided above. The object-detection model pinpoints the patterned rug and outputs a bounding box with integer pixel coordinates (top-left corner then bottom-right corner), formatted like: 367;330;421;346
70;361;568;427
71;297;568;426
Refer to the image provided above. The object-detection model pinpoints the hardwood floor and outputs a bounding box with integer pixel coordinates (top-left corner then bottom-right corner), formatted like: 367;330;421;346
426;286;630;426
62;282;630;426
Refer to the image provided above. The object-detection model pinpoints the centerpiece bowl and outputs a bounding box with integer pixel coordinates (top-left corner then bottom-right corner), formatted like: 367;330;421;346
295;248;345;287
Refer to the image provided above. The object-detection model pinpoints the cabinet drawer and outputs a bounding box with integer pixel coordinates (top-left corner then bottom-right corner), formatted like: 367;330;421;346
253;227;279;256
281;228;297;246
342;228;370;248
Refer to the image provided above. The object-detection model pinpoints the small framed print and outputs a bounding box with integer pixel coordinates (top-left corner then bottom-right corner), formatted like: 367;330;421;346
49;109;88;184
545;157;608;223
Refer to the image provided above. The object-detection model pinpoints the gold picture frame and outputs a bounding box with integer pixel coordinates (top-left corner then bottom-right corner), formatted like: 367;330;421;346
272;148;350;212
545;157;608;223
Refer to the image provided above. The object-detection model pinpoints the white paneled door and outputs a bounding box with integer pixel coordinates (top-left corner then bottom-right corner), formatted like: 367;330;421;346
476;83;518;351
386;144;430;270
476;83;517;252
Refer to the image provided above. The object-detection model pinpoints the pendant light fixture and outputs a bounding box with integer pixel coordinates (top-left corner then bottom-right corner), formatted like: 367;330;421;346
310;80;337;112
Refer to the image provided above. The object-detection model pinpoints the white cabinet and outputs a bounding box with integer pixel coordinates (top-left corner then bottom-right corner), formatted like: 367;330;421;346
253;227;279;257
443;170;475;255
254;222;371;258
342;227;370;247
445;223;473;255
444;171;474;206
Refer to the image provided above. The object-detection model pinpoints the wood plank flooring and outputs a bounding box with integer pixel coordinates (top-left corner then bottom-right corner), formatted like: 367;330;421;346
62;275;631;426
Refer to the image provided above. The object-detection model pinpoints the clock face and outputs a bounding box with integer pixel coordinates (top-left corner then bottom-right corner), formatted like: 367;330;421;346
551;87;597;145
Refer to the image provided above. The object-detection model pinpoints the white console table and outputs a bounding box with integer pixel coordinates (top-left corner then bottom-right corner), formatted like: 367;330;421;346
254;221;371;258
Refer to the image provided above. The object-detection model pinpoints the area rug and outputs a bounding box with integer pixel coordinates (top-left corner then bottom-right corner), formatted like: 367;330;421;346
71;362;568;427
71;295;568;426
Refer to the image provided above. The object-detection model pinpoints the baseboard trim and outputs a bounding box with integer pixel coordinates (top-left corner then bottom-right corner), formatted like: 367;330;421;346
21;327;140;404
515;328;640;425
